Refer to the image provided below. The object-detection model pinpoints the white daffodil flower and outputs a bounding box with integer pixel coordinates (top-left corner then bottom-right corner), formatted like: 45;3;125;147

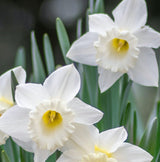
67;0;160;92
0;66;26;145
57;125;153;162
0;64;103;162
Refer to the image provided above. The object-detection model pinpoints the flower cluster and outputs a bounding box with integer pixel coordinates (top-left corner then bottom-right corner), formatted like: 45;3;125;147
0;0;158;161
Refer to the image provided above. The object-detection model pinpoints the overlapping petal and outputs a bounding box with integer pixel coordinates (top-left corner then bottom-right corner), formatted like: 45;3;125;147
15;83;50;109
112;0;147;31
0;66;26;102
89;14;115;35
67;32;98;66
0;105;30;142
98;127;127;153
44;64;80;102
128;48;158;87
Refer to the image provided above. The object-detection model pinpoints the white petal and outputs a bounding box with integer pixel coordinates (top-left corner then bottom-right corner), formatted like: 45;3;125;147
0;105;30;142
34;145;53;162
68;125;98;155
12;66;26;84
15;83;50;109
13;137;34;152
98;127;127;153
128;48;158;87
89;14;115;35
112;0;147;31
0;67;26;102
134;26;160;48
57;153;75;162
67;32;98;66
98;67;123;92
44;64;80;102
68;98;103;125
114;143;153;162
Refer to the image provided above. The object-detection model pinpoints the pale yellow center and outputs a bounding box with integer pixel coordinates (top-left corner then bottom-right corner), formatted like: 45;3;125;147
42;110;63;128
95;145;112;158
112;38;129;54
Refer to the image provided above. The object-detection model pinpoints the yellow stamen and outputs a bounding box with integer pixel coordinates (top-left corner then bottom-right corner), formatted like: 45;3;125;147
0;97;14;106
42;110;63;128
95;145;112;158
112;38;129;54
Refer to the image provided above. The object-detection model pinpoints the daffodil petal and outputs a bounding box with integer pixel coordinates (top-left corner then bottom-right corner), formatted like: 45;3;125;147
70;124;99;153
113;143;153;162
67;32;98;66
128;48;158;87
13;137;34;152
112;0;147;31
15;83;50;109
69;98;103;125
12;66;26;84
98;127;127;153
34;145;54;162
57;150;81;162
98;67;123;92
89;14;115;35
134;26;160;48
43;64;80;102
0;105;30;142
0;66;26;102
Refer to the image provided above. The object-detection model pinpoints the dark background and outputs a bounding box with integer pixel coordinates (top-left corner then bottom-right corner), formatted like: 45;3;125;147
0;0;159;74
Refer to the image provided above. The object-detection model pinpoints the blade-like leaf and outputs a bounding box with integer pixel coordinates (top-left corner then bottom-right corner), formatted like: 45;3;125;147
14;47;26;68
43;33;55;75
1;150;10;162
31;31;46;83
56;18;71;64
95;0;105;13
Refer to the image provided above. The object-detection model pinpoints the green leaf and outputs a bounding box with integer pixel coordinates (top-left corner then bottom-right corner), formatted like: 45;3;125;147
139;117;158;155
95;0;105;13
1;150;10;162
11;71;19;101
56;18;71;64
31;31;46;83
14;47;26;68
133;111;137;145
76;19;82;38
43;33;55;75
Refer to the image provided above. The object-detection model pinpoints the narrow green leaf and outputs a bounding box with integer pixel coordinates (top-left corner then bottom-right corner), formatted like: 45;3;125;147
14;47;26;68
89;0;94;13
31;31;46;83
139;117;157;155
95;0;105;13
83;65;98;107
120;80;132;119
56;18;71;64
46;152;56;162
154;102;160;160
1;150;10;162
133;111;137;145
76;19;82;38
43;33;55;75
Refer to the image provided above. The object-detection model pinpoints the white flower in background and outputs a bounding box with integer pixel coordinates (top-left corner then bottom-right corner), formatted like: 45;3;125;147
0;64;103;162
0;67;26;145
57;125;153;162
67;0;160;92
